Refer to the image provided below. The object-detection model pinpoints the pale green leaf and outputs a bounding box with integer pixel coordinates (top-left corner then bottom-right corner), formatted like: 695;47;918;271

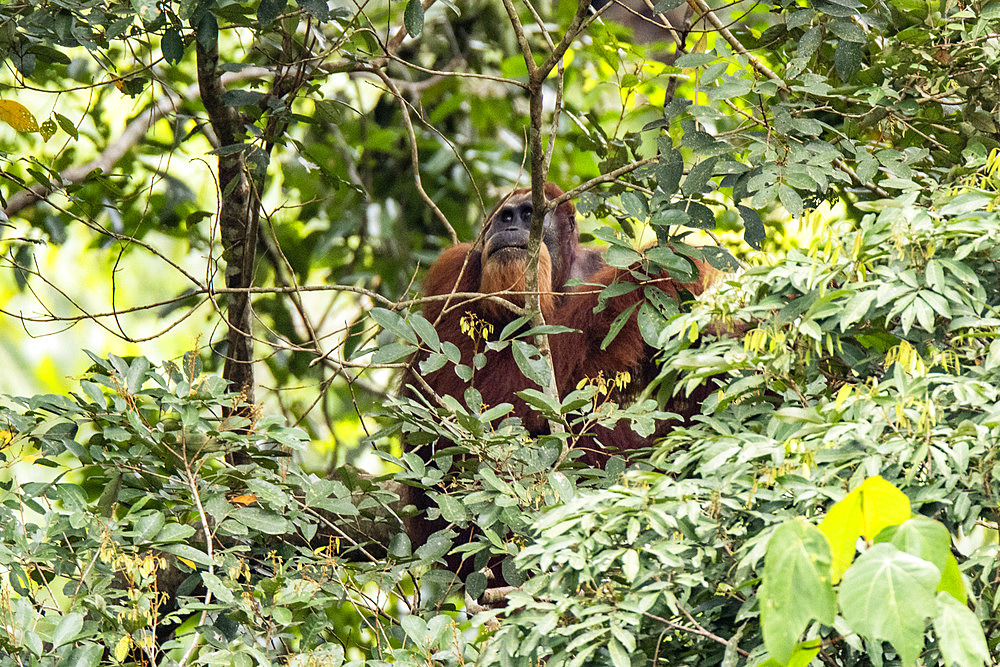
933;592;989;667
838;543;938;666
760;520;836;663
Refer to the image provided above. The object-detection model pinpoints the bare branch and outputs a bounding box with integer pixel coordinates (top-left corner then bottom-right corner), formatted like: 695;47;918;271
685;0;785;88
3;68;272;217
372;69;459;245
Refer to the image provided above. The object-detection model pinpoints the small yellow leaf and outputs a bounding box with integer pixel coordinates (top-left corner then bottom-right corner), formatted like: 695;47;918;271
40;118;57;141
115;635;132;662
176;556;196;569
834;383;852;410
0;100;40;132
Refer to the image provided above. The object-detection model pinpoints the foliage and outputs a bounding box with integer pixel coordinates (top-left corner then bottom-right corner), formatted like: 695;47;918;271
473;205;1000;665
1;0;1000;664
0;354;407;665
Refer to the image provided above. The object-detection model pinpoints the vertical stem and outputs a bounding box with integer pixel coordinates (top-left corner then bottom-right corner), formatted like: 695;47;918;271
196;34;256;407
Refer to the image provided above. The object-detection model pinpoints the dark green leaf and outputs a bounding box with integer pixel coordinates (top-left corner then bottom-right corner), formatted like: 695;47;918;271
405;0;425;37
835;40;864;81
466;571;488;599
196;12;218;51
257;0;288;25
738;205;765;249
682;157;717;196
657;149;684;196
296;0;330;20
162;28;184;64
600;302;639;350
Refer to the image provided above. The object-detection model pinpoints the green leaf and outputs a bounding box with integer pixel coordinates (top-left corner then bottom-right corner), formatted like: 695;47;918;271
882;516;950;574
518;388;561;414
828;19;866;42
404;0;425;37
52;612;84;648
838;543;938;666
682;157;718;196
257;0;288;25
372;343;414;364
778;184;803;218
466;571;488;600
64;644;103;667
401;613;428;642
839;291;877;330
608;638;631;667
512;340;550;388
680;200;716;229
126;356;149;394
600;302;639;350
548;471;575;501
835;40;864;81
647;246;697;281
133;511;166;542
702;246;740;271
370;307;418;344
233;507;290;534
54;113;78;140
932;592;989;667
161;27;184;64
657;149;684;196
154;522;197;543
159;543;213;567
23;631;42;656
621;191;648;219
196;12;218;51
738;205;765;249
621;549;640;582
409;313;441;350
760;520;836;663
201;571;236;603
937;554;967;603
436;493;467;523
296;0;330;20
389;532;412;558
797;26;822;59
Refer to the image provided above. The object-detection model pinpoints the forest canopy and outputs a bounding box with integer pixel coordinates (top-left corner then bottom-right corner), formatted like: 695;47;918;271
1;0;1000;664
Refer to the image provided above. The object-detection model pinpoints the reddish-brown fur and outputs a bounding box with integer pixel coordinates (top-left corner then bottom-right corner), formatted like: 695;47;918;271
412;183;715;464
402;183;718;583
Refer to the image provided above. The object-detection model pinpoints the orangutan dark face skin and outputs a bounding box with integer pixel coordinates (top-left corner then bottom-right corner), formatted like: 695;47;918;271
480;190;569;297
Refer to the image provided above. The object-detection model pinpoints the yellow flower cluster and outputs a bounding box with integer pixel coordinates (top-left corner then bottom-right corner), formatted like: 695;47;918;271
460;312;493;342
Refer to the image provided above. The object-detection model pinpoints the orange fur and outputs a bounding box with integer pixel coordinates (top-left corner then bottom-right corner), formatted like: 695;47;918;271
479;244;554;319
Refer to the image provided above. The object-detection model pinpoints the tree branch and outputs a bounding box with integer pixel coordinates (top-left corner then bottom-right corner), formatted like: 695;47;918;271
196;31;256;406
3;68;271;218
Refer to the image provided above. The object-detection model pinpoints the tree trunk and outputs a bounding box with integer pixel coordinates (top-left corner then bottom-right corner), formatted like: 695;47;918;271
196;27;257;407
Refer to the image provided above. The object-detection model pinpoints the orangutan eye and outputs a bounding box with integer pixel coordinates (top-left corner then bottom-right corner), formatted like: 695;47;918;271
499;209;513;224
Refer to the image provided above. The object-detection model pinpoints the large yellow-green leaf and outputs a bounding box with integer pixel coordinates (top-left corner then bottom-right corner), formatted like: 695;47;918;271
819;476;911;581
